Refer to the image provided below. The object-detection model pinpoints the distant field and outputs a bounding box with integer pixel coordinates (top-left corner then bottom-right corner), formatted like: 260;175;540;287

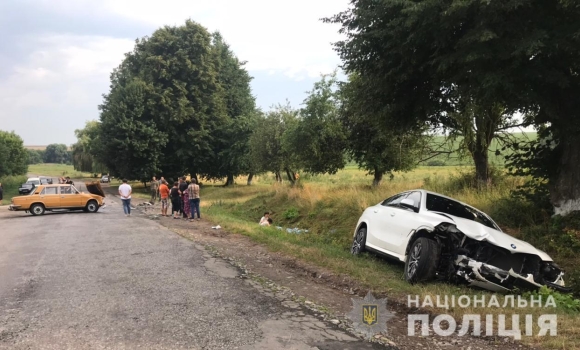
418;131;537;166
24;145;47;150
28;164;93;179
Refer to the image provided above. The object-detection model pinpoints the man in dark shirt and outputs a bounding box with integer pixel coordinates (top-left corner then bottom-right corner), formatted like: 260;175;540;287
0;182;3;205
178;177;188;218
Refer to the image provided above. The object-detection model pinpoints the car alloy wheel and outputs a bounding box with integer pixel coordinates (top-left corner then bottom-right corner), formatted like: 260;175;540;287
404;237;440;283
407;241;422;278
351;227;367;255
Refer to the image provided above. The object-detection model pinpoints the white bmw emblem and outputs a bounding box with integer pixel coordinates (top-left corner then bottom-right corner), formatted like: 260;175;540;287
511;244;517;249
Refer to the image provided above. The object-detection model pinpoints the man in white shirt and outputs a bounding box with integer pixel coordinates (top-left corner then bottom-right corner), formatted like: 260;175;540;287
118;179;132;216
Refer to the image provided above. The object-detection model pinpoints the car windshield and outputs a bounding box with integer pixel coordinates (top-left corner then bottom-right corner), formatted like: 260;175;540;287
426;194;499;230
27;180;40;185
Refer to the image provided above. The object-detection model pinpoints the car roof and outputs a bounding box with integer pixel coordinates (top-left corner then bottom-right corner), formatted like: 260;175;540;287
404;189;486;213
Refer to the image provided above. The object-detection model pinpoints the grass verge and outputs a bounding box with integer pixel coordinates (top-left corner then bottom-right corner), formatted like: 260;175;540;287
194;167;580;349
0;175;28;204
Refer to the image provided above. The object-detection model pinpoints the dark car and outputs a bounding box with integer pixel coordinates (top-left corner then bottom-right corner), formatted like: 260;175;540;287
18;183;36;195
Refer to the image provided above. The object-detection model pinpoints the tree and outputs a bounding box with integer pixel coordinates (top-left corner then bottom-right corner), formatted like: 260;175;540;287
200;33;257;186
283;72;348;175
326;0;532;185
327;0;580;211
339;74;426;186
0;130;28;177
98;78;167;181
26;149;43;165
249;104;300;184
98;20;229;181
72;121;107;173
43;144;69;164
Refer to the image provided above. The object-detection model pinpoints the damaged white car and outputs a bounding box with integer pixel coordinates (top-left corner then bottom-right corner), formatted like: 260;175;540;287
351;190;570;293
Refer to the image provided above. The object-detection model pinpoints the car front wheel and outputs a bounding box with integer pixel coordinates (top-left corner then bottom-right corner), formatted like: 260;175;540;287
404;237;440;283
351;226;367;255
86;200;99;213
30;203;45;216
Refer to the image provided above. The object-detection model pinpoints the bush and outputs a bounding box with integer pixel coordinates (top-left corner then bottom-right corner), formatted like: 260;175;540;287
283;207;299;220
0;174;28;202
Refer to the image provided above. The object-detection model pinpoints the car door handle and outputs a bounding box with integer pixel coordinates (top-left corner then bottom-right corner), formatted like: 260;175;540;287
373;210;379;213
390;212;395;216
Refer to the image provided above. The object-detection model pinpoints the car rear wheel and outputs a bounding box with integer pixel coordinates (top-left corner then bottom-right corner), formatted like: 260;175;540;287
30;203;45;216
351;226;367;255
86;200;99;213
405;237;440;283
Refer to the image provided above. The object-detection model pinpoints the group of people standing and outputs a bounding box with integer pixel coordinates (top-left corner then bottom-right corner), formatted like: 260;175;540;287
151;176;201;221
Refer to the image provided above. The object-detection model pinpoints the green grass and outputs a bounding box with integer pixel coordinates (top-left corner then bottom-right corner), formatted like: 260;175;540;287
192;166;580;349
27;163;95;179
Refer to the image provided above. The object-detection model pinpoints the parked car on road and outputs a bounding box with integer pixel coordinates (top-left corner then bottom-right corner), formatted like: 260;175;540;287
100;175;110;183
39;176;53;185
351;189;569;293
18;178;41;195
9;183;105;215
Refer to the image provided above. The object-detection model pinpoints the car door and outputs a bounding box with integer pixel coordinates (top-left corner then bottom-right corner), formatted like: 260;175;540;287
366;193;407;253
371;191;423;255
39;186;60;208
59;185;82;208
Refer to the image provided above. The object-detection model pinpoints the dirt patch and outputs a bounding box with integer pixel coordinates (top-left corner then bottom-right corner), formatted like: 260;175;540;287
105;188;536;350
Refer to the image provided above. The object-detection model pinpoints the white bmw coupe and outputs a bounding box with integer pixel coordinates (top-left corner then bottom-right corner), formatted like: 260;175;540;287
351;189;569;293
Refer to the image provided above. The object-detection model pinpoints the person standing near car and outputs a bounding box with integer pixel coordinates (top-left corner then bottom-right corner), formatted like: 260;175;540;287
118;179;132;216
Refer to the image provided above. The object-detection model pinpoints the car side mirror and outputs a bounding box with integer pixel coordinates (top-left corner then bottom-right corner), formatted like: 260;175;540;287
400;198;418;212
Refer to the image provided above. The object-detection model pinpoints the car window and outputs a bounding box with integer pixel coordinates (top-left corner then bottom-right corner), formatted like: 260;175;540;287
381;193;406;207
60;186;72;194
404;191;422;211
426;194;499;230
42;187;58;195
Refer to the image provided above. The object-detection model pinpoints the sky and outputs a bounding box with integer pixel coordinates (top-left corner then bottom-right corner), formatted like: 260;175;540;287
0;0;349;145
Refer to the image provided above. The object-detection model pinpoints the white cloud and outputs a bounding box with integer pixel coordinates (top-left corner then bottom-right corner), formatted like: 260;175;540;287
0;0;350;143
100;0;348;80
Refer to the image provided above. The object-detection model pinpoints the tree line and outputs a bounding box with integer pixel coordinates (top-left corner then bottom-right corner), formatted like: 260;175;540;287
0;130;72;178
76;2;580;215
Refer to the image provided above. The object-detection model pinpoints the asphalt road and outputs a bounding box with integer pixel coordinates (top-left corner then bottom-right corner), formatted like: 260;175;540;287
0;198;384;349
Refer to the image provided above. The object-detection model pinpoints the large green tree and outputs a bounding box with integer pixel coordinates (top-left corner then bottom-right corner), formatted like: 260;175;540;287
327;0;580;211
72;121;107;173
201;33;257;186
98;78;167;181
98;20;229;181
43;144;69;164
26;149;43;165
249;104;300;184
339;74;426;186
283;72;348;175
0;130;28;177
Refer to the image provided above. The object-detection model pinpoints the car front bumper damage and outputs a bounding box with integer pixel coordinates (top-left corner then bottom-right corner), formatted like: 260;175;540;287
454;255;570;293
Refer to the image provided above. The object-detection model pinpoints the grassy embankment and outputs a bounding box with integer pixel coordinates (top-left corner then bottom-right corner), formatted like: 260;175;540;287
191;165;580;349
